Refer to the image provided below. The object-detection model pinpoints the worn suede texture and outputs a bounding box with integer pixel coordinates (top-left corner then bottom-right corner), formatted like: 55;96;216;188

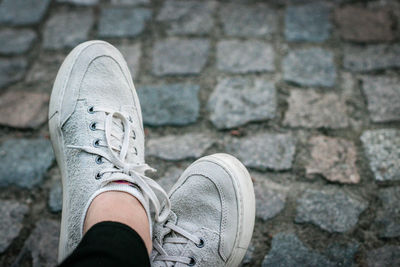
152;159;239;267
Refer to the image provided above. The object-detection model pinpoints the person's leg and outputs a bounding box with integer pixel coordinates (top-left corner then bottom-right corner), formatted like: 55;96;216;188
151;153;255;267
83;191;151;253
49;40;170;266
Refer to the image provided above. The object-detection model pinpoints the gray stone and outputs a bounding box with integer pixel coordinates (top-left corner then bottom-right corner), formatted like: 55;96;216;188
156;1;216;35
138;84;200;126
343;44;400;72
227;133;296;171
0;138;55;188
24;219;60;267
57;0;99;5
43;10;94;50
254;177;287;221
157;167;184;194
0;58;27;89
361;75;400;123
376;187;400;238
262;233;335;267
152;38;210;75
147;133;214;161
360;129;400;181
220;4;278;37
216;40;275;73
283;89;348;128
366;246;400;267
111;0;150;5
283;48;336;87
0;29;37;55
208;77;276;129
306;136;359;184
285;2;332;42
48;181;62;213
118;44;141;79
0;0;50;26
98;7;151;38
295;188;368;233
0;200;28;253
325;242;359;267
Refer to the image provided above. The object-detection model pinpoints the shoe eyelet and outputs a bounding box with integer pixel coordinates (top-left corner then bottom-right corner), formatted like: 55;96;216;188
95;156;103;164
95;172;102;180
87;106;95;114
133;147;138;155
89;122;97;131
188;257;196;266
163;220;169;228
93;139;101;148
132;130;136;140
196;238;204;248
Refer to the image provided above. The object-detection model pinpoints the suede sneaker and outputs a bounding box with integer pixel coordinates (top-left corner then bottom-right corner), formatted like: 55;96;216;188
151;153;255;267
48;40;170;262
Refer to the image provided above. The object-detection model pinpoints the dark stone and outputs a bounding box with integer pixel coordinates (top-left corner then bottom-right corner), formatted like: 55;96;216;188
0;138;55;188
98;7;151;37
138;84;200;126
0;29;37;55
0;58;27;89
0;0;50;25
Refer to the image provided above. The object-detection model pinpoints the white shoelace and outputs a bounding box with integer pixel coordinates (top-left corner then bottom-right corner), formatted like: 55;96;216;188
68;106;171;222
153;220;203;266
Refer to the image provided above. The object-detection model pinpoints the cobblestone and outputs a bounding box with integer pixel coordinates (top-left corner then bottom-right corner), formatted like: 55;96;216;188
253;174;287;221
285;2;332;42
283;89;348;128
98;7;151;38
48;181;62;213
57;0;99;5
208;77;276;129
156;1;216;35
306;136;359;184
118;44;142;79
295;188;368;233
361;75;400;123
0;0;50;26
262;233;334;267
152;38;210;76
138;84;199;126
283;48;336;87
23;219;60;267
335;6;395;42
0;200;28;253
227;133;296;171
343;44;400;72
366;246;400;267
361;129;400;182
147;133;214;161
376;187;400;238
0;58;28;89
219;4;278;37
43;10;94;50
0;29;37;55
0;138;54;189
216;40;275;73
0;91;49;129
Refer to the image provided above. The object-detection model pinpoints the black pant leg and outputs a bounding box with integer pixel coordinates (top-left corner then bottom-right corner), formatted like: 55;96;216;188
59;221;150;267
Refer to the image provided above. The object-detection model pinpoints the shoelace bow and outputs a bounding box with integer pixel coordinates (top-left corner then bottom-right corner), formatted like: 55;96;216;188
68;106;171;222
153;220;203;266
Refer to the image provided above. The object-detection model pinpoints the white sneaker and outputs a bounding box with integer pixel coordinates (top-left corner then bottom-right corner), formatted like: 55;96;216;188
48;40;170;262
151;153;255;267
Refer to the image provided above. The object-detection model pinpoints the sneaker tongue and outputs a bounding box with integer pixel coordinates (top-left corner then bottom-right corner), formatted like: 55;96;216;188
109;116;138;165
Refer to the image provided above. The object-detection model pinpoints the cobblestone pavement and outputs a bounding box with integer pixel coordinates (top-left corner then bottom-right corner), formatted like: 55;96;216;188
0;0;399;266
